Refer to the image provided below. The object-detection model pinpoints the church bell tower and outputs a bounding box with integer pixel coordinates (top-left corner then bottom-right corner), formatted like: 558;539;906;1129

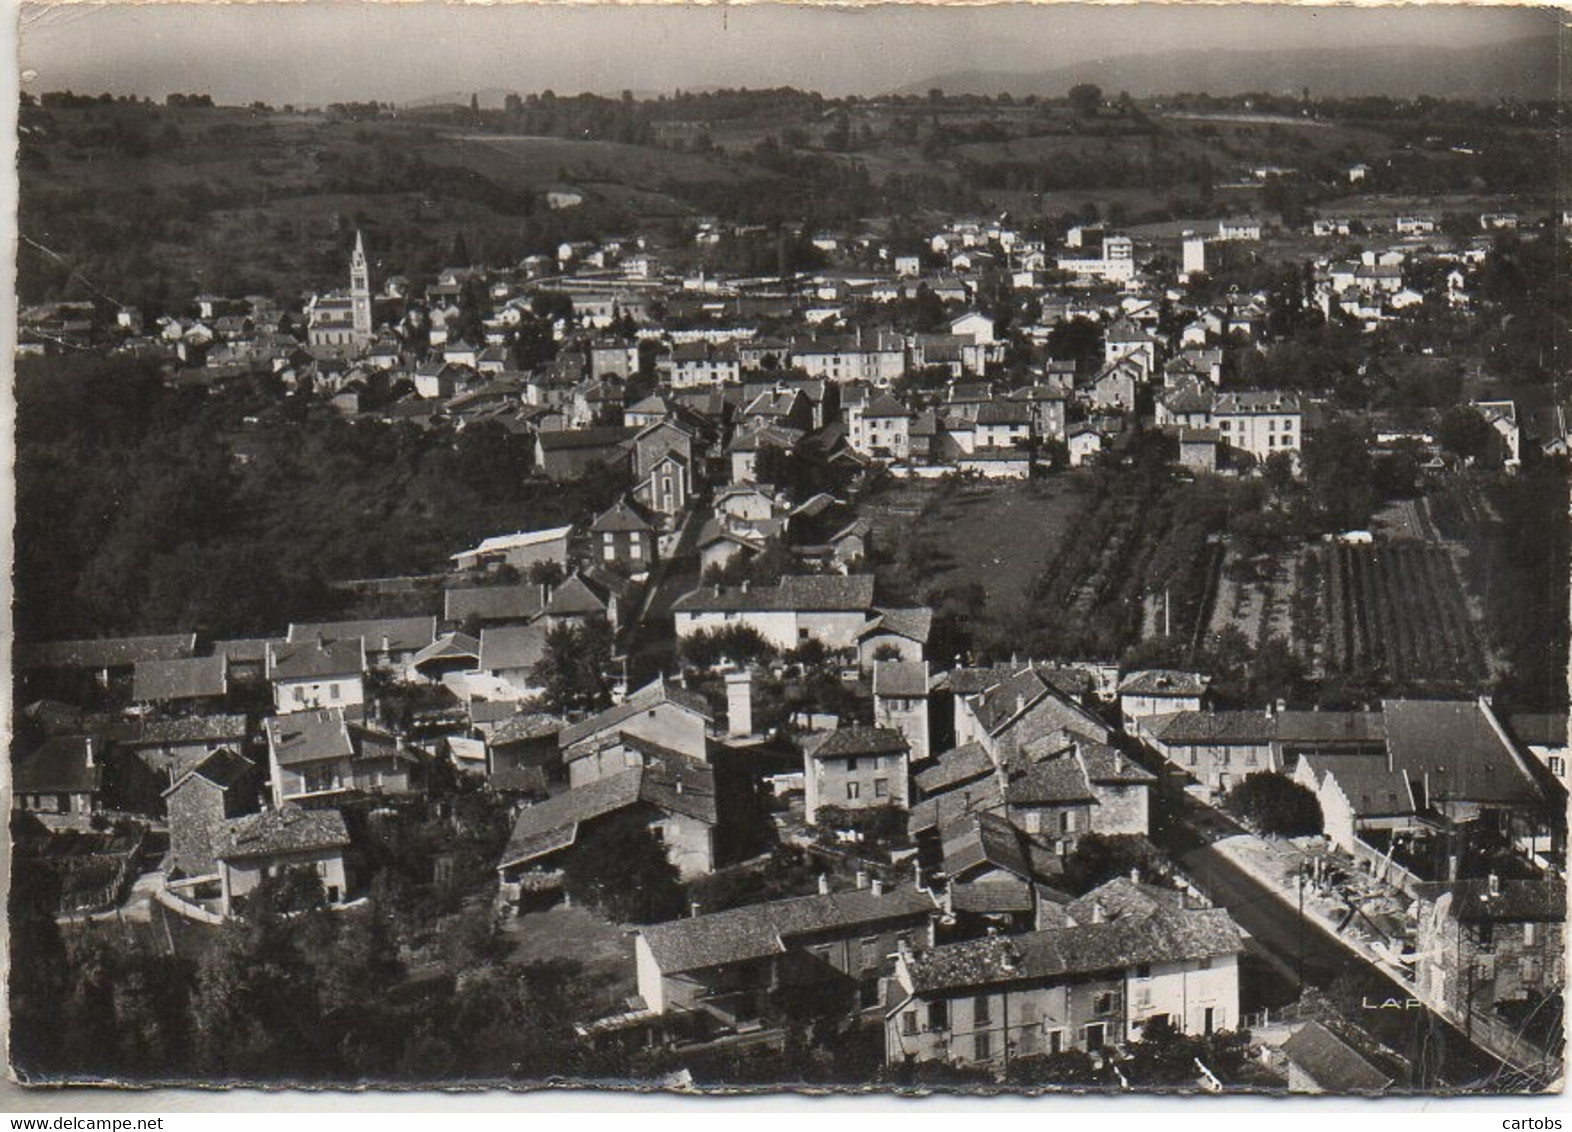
350;230;373;345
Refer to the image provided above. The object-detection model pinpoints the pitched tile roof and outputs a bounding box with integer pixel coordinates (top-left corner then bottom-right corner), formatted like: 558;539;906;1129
860;607;933;645
165;748;256;796
445;584;547;624
545;574;610;617
1275;710;1386;746
220;805;350;862
490;712;567;747
557;677;713;749
14;736;101;795
1005;753;1097;806
287;617;436;654
267;638;365;682
591;498;658;533
1144;710;1277;746
133;655;228;703
914;742;995;796
673;574;876;615
264;709;355;768
122;713;248;747
903;886;1241;994
1301;755;1414;817
497;755;718;870
412;632;481;667
873;660;929;699
18;633;198;671
639;886;937;975
1382;699;1544;807
805;726;910;760
1118;669;1210;697
478;623;550;673
212;637;287;665
1281;1022;1393;1093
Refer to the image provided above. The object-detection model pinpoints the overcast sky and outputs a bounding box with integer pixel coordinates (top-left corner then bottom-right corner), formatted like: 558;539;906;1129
19;2;1558;106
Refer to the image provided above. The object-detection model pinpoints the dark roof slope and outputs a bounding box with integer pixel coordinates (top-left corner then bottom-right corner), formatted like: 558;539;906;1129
1281;1022;1393;1093
18;633;197;671
14;737;100;795
1382;699;1544;806
558;677;712;749
672;574;876;615
220;805;350;862
639;886;937;974
133;655;228;703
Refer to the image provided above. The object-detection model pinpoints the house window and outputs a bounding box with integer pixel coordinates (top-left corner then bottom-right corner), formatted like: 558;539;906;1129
846;782;861;801
294;686;307;704
1187;748;1199;766
1524;923;1538;946
1550;756;1565;777
974;995;991;1025
875;779;889;798
927;1001;948;1031
847;758;859;773
1134;963;1151;979
798;627;810;641
1093;992;1115;1016
329;683;341;700
859;936;882;970
974;1032;993;1062
1204;1007;1217;1034
649;825;665;843
903;1011;919;1036
1048;1029;1064;1055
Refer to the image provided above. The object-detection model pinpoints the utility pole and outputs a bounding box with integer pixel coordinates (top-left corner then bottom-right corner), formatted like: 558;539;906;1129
1296;868;1306;991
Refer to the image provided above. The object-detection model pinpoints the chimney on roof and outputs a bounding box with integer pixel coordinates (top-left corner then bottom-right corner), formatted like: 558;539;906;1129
872;877;884;897
1114;751;1125;774
1487;872;1500;898
83;737;95;766
689;901;702;918
818;874;830;896
856;869;869;890
1091;900;1107;924
725;669;754;739
381;635;391;654
1129;866;1140;884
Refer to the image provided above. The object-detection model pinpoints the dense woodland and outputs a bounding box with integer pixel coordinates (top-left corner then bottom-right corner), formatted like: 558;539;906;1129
13;356;625;643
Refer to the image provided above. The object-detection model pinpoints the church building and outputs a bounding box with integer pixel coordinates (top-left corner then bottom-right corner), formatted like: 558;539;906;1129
307;231;375;353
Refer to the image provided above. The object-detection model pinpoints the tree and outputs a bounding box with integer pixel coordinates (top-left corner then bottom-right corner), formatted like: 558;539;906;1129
1222;771;1323;837
1437;406;1499;465
560;810;685;924
1062;833;1163;895
1068;84;1103;117
530;620;613;713
680;624;777;669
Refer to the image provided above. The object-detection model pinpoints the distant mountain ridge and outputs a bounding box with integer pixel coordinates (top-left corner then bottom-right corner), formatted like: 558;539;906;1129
895;35;1563;101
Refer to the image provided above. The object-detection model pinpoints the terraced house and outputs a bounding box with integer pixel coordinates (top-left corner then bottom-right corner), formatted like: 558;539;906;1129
884;879;1244;1071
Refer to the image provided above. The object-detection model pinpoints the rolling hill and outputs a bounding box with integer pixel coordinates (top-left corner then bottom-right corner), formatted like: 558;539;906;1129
898;34;1564;102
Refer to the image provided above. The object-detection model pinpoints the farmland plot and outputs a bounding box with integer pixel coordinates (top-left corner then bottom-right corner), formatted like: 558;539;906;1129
1308;539;1490;690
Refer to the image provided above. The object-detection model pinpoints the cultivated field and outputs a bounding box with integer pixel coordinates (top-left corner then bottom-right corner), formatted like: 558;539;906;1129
1304;539;1490;689
865;475;1094;622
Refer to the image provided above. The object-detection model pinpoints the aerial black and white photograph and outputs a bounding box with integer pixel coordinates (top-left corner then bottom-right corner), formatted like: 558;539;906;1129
8;0;1568;1098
